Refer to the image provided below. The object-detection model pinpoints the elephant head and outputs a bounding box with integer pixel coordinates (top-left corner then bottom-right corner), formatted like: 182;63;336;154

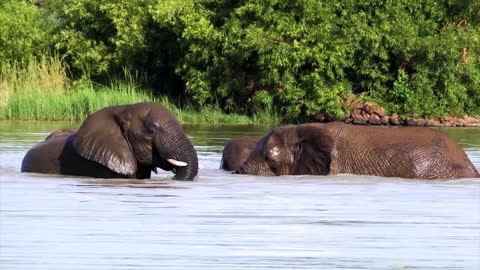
236;124;333;176
220;136;260;171
73;102;198;180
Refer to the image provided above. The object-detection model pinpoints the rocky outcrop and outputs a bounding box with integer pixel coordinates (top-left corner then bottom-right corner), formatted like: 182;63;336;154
341;100;480;127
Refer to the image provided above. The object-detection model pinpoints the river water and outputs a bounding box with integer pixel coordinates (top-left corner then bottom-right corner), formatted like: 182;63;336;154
1;121;479;270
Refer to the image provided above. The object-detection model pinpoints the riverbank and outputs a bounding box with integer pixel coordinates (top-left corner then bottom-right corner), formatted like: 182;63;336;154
337;100;480;127
2;86;478;127
1;58;477;126
0;85;279;124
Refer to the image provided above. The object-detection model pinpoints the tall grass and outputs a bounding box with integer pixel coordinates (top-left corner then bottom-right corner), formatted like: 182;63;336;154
0;56;279;124
161;96;279;124
0;56;157;120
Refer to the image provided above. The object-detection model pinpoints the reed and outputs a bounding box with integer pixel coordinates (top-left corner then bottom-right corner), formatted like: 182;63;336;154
0;56;279;124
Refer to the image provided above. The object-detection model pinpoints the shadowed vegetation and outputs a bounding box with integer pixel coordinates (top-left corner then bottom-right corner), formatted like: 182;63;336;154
1;0;479;122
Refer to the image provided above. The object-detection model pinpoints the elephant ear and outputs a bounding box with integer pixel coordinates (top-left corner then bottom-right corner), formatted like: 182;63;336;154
293;124;334;175
73;105;137;175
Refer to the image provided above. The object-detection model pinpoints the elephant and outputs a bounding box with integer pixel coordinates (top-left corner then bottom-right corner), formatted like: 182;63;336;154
236;122;480;179
220;136;260;171
21;102;198;180
45;129;76;140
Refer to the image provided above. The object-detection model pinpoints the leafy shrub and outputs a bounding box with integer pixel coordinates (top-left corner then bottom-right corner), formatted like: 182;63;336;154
149;0;480;120
0;0;55;65
2;0;480;121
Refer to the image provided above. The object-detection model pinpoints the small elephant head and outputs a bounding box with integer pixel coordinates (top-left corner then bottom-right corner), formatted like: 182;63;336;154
45;129;76;140
73;102;198;180
220;136;260;171
236;124;334;176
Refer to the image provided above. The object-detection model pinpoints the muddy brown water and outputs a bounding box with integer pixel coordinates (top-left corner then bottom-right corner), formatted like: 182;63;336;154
1;121;479;270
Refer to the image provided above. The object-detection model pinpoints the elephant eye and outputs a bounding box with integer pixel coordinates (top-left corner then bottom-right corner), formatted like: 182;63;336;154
294;144;301;152
146;123;159;134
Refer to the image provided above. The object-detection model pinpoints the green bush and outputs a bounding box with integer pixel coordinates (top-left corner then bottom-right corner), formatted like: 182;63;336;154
0;0;55;65
149;0;480;120
150;0;353;121
1;0;479;121
53;0;184;96
349;0;480;118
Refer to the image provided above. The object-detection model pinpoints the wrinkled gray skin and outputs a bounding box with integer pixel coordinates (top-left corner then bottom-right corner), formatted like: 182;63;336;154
22;102;198;180
220;136;260;171
237;122;479;179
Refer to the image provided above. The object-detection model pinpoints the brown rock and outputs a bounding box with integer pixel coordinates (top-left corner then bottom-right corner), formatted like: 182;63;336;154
390;113;400;125
442;116;454;126
465;116;480;127
350;109;361;119
351;100;364;110
363;101;386;118
442;116;466;127
425;118;441;127
380;116;390;125
351;108;369;124
439;119;447;126
416;118;426;126
456;118;466;127
354;118;368;125
405;118;417;126
464;115;479;126
373;106;386;118
368;114;381;125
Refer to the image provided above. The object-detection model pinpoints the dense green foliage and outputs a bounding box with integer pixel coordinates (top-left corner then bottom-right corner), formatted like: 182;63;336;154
0;0;55;64
1;0;479;121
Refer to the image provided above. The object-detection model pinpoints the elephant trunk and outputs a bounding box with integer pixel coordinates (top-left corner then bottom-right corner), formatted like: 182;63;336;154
155;122;198;180
168;140;198;180
235;153;274;176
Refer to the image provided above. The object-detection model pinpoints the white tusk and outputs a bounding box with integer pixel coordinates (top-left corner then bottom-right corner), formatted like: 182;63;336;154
167;159;187;167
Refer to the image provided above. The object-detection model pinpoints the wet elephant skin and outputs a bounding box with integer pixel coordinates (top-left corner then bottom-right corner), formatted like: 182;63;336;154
237;122;480;179
21;102;198;180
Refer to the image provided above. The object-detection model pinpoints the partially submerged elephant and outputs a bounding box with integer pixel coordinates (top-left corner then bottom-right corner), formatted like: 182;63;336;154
220;136;260;171
22;102;198;180
44;129;76;140
236;122;479;179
